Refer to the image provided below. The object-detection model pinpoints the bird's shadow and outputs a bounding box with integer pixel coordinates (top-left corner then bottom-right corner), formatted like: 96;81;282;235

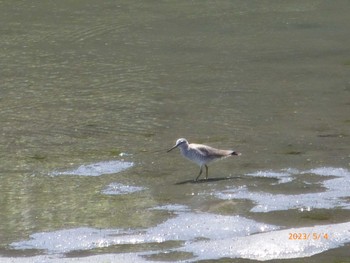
175;176;242;185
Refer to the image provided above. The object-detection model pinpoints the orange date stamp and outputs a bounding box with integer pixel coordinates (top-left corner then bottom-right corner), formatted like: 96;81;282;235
289;232;329;240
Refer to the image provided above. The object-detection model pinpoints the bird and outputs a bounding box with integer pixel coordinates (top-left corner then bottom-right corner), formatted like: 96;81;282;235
167;138;241;181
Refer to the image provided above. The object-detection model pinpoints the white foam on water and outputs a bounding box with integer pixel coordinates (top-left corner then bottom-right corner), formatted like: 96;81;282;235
10;212;277;254
10;227;134;254
150;204;191;212
217;167;350;212
145;213;278;242
246;168;297;184
182;222;350;261
0;253;149;263
9;168;350;261
50;160;134;176
6;220;350;263
10;216;350;262
102;182;145;195
9;208;350;261
304;167;349;177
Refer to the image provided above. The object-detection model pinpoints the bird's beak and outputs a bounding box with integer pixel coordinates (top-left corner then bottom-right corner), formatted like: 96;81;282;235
167;144;178;152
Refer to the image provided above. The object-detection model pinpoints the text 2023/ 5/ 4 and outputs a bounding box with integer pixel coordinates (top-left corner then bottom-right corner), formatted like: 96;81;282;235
289;233;329;240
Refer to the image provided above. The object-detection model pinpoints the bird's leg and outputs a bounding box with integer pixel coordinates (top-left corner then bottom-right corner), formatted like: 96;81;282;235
205;165;209;179
195;166;203;181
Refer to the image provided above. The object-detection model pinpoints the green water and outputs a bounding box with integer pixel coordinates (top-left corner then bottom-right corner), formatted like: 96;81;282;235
0;1;349;262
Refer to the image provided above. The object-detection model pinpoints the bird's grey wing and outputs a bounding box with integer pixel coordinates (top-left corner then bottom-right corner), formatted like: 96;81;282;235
196;145;233;158
195;145;211;156
194;145;222;158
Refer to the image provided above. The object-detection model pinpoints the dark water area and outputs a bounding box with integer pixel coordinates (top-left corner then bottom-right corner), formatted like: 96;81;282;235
0;1;349;262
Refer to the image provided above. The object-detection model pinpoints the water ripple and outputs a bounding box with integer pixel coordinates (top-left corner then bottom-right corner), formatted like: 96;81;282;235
50;160;133;176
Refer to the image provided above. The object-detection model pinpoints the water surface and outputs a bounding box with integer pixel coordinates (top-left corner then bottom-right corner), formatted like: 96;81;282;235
1;1;349;262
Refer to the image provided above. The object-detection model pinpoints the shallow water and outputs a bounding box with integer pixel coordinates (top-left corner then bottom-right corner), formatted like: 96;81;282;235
1;1;350;262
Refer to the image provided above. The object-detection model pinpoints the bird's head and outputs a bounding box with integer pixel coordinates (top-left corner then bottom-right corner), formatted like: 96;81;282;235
167;138;188;152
